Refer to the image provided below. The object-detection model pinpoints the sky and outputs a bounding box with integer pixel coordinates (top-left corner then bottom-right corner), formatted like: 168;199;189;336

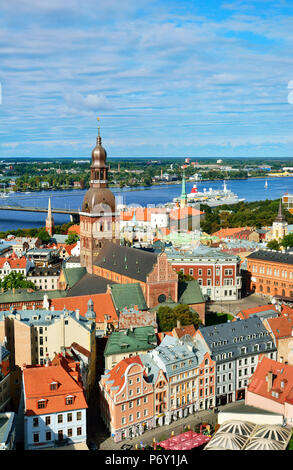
1;0;293;159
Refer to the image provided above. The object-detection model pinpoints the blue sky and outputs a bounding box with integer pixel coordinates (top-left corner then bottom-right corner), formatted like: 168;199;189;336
1;0;293;158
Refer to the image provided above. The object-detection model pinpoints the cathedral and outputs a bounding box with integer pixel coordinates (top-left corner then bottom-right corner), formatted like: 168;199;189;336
78;126;178;307
79;127;120;273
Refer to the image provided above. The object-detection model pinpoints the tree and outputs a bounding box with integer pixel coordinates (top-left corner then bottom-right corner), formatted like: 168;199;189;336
267;239;280;251
0;272;37;290
281;233;293;249
37;228;51;245
177;271;194;282
65;231;79;245
157;304;202;332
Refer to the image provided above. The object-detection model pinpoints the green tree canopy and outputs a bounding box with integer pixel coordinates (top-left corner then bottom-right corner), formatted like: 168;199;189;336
281;233;293;249
0;272;37;291
157;304;202;332
37;228;52;245
65;231;79;245
267;239;280;251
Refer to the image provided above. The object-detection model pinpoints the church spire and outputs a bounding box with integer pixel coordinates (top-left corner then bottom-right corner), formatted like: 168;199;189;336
275;199;285;223
180;171;187;207
45;197;54;237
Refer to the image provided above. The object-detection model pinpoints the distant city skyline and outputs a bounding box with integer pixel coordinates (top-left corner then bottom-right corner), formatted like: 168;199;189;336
1;0;293;158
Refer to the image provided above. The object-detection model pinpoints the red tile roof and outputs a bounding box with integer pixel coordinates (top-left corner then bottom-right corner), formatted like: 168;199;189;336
51;292;118;324
247;357;293;405
266;314;293;339
0;256;27;269
235;304;278;320
23;362;88;416
212;227;252;239
68;225;80;235
103;356;143;393
173;324;196;338
169;207;203;220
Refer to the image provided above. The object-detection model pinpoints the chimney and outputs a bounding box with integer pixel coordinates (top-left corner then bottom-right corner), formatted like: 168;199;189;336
50;306;55;311
177;320;181;329
76;309;80;320
267;370;273;392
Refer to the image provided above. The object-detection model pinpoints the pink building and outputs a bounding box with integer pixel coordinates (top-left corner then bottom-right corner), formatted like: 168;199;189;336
246;357;293;427
99;356;155;442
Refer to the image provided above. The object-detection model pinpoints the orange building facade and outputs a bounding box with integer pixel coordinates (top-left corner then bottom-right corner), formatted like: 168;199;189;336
247;250;293;299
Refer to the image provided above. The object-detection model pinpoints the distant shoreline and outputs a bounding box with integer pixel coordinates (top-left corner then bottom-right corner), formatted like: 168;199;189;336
4;173;293;194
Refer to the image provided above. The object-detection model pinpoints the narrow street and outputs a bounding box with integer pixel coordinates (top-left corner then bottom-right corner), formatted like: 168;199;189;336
90;400;244;451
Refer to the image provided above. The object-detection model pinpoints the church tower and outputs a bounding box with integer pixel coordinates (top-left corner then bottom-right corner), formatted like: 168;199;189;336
80;125;119;273
180;172;187;208
45;197;54;237
272;199;288;241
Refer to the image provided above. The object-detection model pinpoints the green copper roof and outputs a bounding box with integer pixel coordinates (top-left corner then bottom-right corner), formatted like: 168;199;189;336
110;283;148;312
104;326;157;356
0;289;67;304
178;280;205;305
63;267;87;288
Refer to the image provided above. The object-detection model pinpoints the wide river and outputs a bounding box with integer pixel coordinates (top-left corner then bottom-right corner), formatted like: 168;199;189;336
0;176;293;232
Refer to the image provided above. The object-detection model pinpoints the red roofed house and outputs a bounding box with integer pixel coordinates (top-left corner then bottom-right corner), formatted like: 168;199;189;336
23;358;88;450
263;309;293;366
51;293;118;332
99;356;154;442
0;256;28;280
234;304;278;321
246;357;293;427
68;225;80;236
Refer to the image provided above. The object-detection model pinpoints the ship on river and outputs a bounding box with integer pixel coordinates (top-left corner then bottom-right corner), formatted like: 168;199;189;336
171;180;245;208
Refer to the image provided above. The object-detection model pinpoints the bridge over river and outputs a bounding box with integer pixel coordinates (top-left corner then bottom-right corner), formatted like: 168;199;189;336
0;203;80;223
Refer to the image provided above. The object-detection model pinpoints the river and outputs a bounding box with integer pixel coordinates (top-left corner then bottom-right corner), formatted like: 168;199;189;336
0;176;292;232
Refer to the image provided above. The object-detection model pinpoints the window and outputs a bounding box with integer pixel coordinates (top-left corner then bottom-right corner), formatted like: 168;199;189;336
67;413;73;422
58;414;63;423
50;382;57;391
129;414;133;422
66;396;73;405
68;429;73;437
129;401;133;409
77;427;82;436
33;433;39;443
46;431;51;441
122;404;126;412
38;399;46;409
45;416;51;426
33;417;39;427
136;412;140;419
122;417;126;425
144;409;148;416
77;411;82;420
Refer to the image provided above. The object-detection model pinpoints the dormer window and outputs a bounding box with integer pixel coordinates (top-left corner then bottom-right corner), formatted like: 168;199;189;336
65;395;74;405
37;399;46;409
50;381;58;391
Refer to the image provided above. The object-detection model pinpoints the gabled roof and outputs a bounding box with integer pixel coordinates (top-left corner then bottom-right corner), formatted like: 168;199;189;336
247;250;293;265
178;280;205;305
173;324;196;339
198;317;276;361
235;304;278;320
94;241;158;282
63;267;87;289
248;357;293;405
102;356;144;393
110;283;148;312
23;363;88;416
266;314;293;340
66;273;116;297
104;326;157;356
0;256;27;269
51;292;117;324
